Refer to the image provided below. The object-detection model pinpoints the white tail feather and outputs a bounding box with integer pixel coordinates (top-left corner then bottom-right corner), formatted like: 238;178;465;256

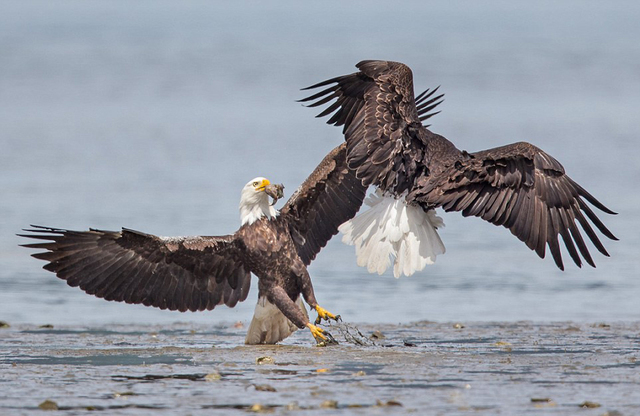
244;296;308;345
339;191;445;278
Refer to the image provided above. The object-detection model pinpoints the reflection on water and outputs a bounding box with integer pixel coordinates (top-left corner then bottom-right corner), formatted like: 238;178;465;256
1;1;639;327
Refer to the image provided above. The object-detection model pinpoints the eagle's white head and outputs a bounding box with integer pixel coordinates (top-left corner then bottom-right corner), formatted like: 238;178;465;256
239;177;277;226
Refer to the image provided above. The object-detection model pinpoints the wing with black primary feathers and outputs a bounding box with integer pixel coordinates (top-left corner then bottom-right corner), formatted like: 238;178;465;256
300;60;444;194
416;142;617;270
279;143;367;265
19;225;251;312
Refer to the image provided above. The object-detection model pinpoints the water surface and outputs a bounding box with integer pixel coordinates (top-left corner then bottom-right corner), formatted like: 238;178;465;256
1;1;638;328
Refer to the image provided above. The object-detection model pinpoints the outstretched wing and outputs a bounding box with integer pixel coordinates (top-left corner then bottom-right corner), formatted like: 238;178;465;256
20;225;251;312
300;60;444;193
302;60;616;270
279;143;367;265
416;142;617;270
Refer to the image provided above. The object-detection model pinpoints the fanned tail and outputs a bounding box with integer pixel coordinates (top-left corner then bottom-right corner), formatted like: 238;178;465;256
245;296;308;345
339;191;445;278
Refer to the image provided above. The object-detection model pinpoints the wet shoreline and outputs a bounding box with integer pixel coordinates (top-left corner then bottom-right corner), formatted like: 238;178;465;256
1;321;638;415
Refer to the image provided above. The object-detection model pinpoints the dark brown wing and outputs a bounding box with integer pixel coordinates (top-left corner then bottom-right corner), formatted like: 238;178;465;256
416;142;617;270
279;143;367;265
300;60;443;193
20;225;251;312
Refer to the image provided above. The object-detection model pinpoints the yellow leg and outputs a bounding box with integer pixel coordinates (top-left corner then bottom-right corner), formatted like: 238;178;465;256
314;305;341;324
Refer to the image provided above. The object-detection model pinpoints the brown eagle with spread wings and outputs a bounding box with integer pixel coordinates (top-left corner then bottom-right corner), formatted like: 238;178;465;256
301;60;617;277
20;144;370;345
20;70;444;344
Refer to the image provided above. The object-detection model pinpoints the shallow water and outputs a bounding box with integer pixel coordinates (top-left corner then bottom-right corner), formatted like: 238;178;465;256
1;321;639;415
1;1;639;328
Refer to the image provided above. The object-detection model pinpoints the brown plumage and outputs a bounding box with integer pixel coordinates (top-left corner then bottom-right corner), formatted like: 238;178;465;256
301;60;617;271
20;143;368;344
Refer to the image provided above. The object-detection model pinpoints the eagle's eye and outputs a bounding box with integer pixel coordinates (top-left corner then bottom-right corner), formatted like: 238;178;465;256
252;181;259;187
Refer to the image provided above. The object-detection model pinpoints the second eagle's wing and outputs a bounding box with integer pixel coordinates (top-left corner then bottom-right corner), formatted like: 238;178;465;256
414;142;617;270
300;60;443;193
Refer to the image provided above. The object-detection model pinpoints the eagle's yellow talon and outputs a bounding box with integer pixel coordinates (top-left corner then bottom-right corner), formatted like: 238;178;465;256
314;305;340;324
307;323;338;346
307;323;327;341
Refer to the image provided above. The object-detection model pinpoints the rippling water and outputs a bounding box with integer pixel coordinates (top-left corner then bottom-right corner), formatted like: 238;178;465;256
1;1;639;327
2;321;639;415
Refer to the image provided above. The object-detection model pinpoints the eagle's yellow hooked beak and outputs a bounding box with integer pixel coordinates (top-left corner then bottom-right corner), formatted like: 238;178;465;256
256;178;270;192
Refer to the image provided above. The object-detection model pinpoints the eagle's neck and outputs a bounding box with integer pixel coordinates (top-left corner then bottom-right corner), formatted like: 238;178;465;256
239;190;277;226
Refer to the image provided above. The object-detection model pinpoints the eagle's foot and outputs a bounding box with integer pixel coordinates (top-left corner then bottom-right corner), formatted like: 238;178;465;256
306;323;338;346
313;305;341;325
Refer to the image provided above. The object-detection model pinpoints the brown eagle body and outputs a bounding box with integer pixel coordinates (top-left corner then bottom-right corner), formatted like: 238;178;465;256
20;144;369;344
302;60;616;272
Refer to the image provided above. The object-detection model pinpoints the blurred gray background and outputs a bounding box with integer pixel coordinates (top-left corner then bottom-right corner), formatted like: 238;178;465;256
1;0;638;326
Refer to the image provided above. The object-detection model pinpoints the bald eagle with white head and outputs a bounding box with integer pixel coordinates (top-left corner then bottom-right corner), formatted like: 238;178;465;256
301;60;617;277
20;144;370;345
20;72;444;344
